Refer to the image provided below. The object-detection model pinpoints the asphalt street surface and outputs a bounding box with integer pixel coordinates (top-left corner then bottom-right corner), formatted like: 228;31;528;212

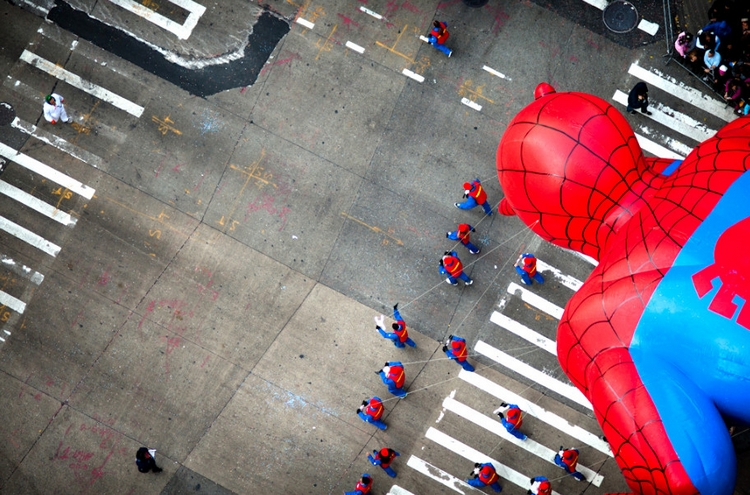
0;0;747;494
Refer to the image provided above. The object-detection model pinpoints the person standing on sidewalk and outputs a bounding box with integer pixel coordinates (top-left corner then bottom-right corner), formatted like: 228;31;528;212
135;447;162;473
493;402;528;440
357;397;387;430
43;93;72;124
554;447;586;481
443;335;475;372
368;447;400;477
344;473;372;495
447;223;481;254
626;82;652;115
376;303;416;348
467;462;502;492
515;253;544;286
440;251;473;286
455;179;493;215
428;20;452;57
378;361;407;398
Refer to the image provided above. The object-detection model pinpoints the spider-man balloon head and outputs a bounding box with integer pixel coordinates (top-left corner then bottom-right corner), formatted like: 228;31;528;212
497;83;750;495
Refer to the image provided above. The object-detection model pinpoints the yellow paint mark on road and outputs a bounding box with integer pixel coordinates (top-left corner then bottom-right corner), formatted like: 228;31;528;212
458;80;494;104
103;197;189;237
152;115;182;135
340;212;404;246
219;149;268;233
375;25;416;63
316;25;338;60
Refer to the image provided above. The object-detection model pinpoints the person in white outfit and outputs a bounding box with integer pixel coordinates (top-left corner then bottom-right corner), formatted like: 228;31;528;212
43;93;71;124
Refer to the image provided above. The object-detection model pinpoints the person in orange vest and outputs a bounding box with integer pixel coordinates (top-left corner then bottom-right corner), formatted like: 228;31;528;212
344;473;372;495
368;447;401;477
357;397;387;430
493;402;527;440
427;20;452;57
378;361;407;398
376;303;416;348
554;447;586;481
528;476;552;495
447;223;481;254
440;251;473;286
455;178;493;215
515;253;544;285
443;335;475;371
467;462;502;492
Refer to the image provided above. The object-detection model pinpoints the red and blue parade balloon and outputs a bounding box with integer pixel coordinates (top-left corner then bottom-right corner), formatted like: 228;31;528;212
497;83;749;495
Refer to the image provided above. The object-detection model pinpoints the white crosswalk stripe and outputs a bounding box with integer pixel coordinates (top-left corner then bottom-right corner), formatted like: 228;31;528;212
425;428;564;495
441;396;604;485
19;50;145;117
507;282;564;319
458;370;612;456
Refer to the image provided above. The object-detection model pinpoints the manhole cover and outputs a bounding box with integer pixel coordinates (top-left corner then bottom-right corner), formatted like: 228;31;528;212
0;102;15;126
462;0;488;7
603;0;639;34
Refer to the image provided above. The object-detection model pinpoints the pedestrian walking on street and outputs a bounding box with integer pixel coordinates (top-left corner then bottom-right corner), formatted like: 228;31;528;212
467;462;502;492
428;20;452;57
43;93;72;124
493;403;527;440
344;473;372;495
528;476;552;495
357;397;387;430
443;335;475;372
135;447;162;473
554;447;586;481
455;178;493;215
376;303;416;348
626;82;652;115
515;253;544;286
378;361;407;398
447;223;481;254
368;447;400;477
440;250;473;286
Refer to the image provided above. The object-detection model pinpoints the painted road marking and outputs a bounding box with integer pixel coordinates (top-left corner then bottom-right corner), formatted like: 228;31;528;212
613;89;716;143
562;247;598;266
1;254;44;285
461;98;482;112
106;0;206;40
442;396;604;485
0;181;77;226
459;370;612;456
636;133;686;159
425;428;563;495
628;64;736;122
482;65;511;80
359;6;383;19
19;50;144;117
402;69;424;83
475;340;592;410
536;259;583;291
406;456;479;493
0;216;61;257
636;124;693;158
345;41;365;54
507;282;564;319
582;0;658;35
490;312;556;356
11;118;105;169
387;486;417;495
0;143;95;200
296;17;315;29
0;290;26;315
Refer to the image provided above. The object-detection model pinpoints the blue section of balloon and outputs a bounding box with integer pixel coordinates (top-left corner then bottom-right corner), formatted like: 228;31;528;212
632;172;750;495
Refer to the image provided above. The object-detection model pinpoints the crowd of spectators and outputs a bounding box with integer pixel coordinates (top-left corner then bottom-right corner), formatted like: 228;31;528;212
673;0;750;115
